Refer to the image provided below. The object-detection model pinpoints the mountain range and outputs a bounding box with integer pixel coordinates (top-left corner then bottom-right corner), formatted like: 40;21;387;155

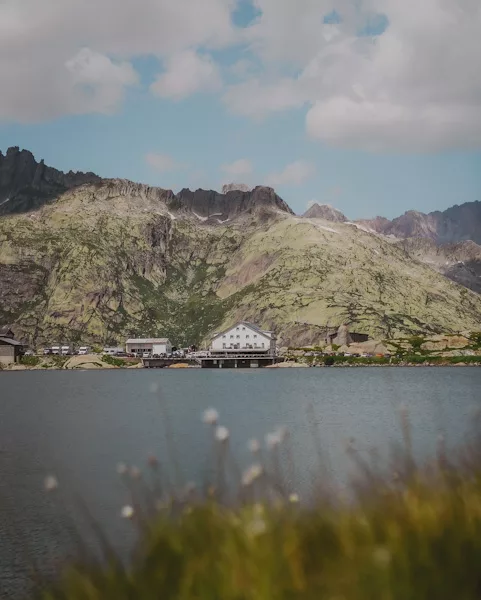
1;147;480;348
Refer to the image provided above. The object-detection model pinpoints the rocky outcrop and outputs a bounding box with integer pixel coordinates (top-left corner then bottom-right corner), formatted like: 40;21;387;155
0;147;100;215
174;185;294;221
331;324;353;346
397;238;481;294
303;203;347;222
0;147;292;222
222;183;252;194
357;202;481;245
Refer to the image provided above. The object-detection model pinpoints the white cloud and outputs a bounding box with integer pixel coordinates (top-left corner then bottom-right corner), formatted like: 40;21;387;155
223;77;306;117
221;159;253;177
151;51;222;100
223;0;481;151
3;0;481;152
265;160;315;187
145;153;184;173
65;48;138;115
0;0;236;121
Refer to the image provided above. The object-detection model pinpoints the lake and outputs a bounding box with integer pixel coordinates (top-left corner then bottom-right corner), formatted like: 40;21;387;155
1;367;480;598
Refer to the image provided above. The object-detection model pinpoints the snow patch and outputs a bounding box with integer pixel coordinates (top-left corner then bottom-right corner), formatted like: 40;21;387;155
167;211;177;220
317;225;339;234
192;211;208;222
217;218;230;224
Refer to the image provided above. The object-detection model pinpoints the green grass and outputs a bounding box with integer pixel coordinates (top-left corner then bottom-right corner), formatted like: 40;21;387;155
35;419;481;600
101;354;127;367
292;354;481;367
20;355;41;366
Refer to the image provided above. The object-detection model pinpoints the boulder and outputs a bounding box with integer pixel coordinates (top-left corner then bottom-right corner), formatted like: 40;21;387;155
332;324;352;347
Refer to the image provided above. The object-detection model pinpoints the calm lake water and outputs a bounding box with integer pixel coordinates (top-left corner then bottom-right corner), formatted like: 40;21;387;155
1;367;481;597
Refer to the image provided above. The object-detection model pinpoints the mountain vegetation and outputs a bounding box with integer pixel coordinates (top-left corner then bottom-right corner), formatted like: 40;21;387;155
1;148;481;348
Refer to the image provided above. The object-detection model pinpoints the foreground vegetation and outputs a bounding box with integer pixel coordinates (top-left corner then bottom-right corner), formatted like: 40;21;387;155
35;411;481;600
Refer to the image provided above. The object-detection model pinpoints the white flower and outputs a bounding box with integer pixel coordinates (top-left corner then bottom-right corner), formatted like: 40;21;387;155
242;463;263;486
247;439;261;453
44;475;58;492
265;431;281;449
130;466;141;479
121;505;134;519
116;462;128;475
289;493;300;503
215;425;229;442
149;382;159;393
202;408;219;425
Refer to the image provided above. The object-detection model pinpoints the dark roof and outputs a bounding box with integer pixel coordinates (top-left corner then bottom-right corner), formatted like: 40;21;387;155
0;326;14;338
0;337;23;346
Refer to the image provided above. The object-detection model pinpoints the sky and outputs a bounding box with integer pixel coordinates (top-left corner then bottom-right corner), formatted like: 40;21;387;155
0;0;480;219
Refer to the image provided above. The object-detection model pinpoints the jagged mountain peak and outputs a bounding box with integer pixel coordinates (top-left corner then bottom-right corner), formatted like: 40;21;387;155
0;146;100;215
303;203;347;222
174;185;294;221
0;148;294;222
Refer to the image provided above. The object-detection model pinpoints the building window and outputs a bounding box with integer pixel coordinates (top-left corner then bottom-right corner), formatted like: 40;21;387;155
222;335;226;339
262;343;265;348
242;327;245;330
254;334;257;338
230;335;234;339
236;335;240;339
223;343;226;349
246;335;249;338
236;327;239;330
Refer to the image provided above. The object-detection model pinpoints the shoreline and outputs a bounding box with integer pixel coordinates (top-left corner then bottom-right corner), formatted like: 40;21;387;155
2;361;480;372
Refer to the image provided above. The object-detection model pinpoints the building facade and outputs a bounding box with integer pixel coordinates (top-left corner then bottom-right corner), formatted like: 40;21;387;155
125;338;172;355
0;327;24;365
210;322;276;354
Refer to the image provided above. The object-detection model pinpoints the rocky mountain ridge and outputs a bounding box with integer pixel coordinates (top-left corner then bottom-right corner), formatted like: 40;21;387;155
1;147;480;348
0;147;100;215
0;147;291;223
304;200;481;245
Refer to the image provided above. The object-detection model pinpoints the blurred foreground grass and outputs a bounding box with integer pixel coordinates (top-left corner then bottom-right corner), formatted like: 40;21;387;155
37;414;481;600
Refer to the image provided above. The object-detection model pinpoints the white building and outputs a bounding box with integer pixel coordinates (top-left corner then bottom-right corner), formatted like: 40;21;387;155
125;338;172;356
210;322;276;354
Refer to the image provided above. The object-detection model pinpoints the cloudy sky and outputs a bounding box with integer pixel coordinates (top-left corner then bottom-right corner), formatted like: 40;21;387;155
1;0;480;218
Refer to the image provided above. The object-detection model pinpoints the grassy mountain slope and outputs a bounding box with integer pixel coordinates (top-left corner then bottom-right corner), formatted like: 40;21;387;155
1;181;481;348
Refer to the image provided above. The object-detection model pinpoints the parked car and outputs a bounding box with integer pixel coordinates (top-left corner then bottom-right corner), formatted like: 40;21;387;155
78;346;90;355
142;352;151;358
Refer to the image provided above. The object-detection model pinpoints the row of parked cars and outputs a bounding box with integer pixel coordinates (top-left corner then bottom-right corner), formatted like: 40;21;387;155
42;346;131;357
40;347;208;359
137;350;188;359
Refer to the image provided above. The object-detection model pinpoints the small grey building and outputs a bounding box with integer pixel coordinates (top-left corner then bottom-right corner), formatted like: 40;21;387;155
125;338;172;355
0;327;24;365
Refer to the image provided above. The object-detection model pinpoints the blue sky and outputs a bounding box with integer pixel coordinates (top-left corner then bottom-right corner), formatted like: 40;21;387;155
1;0;480;220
